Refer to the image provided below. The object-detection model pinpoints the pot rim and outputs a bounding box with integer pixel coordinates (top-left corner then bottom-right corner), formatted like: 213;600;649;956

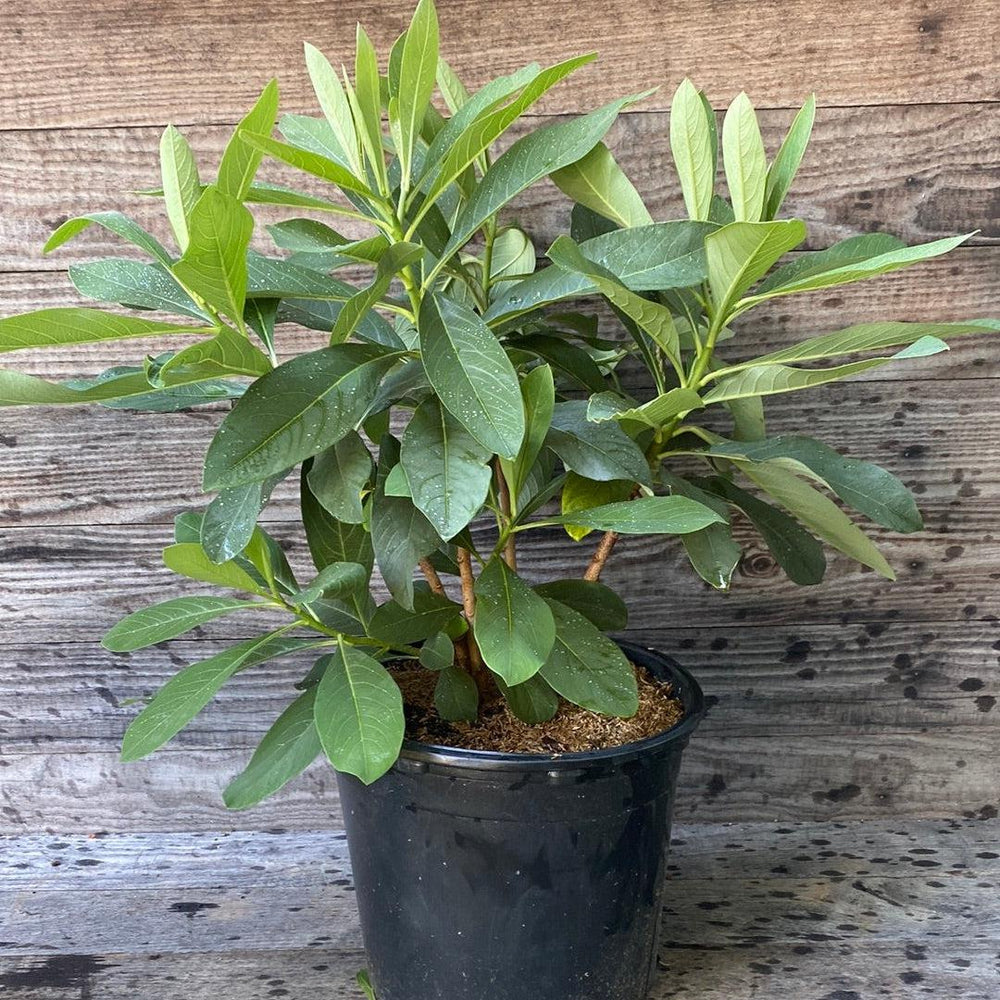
398;639;705;772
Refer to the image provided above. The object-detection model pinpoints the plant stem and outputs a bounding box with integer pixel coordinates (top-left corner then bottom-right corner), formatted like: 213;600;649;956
418;557;446;596
583;528;619;582
494;459;517;570
456;546;491;694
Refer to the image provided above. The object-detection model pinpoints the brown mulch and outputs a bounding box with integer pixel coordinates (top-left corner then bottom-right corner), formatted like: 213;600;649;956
395;663;685;755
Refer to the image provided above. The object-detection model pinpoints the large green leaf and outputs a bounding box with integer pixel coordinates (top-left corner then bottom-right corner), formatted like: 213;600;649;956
353;25;388;187
439;93;647;266
497;674;560;723
68;258;209;320
368;589;463;645
201;473;285;564
708;435;922;532
393;0;439;191
401;397;493;540
587;387;704;429
160;125;202;253
288;561;368;609
314;643;405;784
0;308;211;354
224;689;323;809
155;327;271;388
702;337;948;403
546;400;651;485
742;233;972;306
553;495;724;534
304;42;363;178
301;462;374;577
43;211;172;266
434;667;479;722
473;557;556;685
696;475;825;585
203;343;398;489
122;631;326;761
511;334;605;392
669;78;715;221
103;596;263;652
741;462;894;578
538;600;638;716
171;186;254;325
418;293;525;459
307;431;373;524
499;363;555;504
755;234;905;295
533;579;628;631
763;95;815;220
241;132;374;195
705;220;808;318
485;221;715;326
560;473;632;540
217;79;280;200
162;542;264;593
722;92;767;222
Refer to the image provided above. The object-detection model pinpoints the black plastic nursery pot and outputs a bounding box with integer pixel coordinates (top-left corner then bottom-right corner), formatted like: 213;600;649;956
336;641;706;1000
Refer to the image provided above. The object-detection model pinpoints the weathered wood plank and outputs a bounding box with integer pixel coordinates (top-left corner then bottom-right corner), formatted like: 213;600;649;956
2;1;996;130
1;103;996;273
4;622;998;755
3;247;997;381
2;727;997;833
1;377;997;525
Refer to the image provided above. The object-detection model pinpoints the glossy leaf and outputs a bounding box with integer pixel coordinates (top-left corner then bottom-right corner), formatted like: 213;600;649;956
43;211;172;266
171;186;254;325
162;542;264;593
301;463;374;576
538;600;638;716
497;673;560;723
498;363;555;506
160;125;202;253
122;632;325;761
533;579;628;631
473;557;556;685
224;689;323;809
203;344;398;489
201;472;285;564
304;43;363;177
554;495;724;534
434;666;479;722
552;140;652;228
755;234;905;295
669;78;715;221
560;473;632;540
763;95;815;220
103;596;263;652
587;387;704;429
307;431;373;524
354;25;387;186
241;132;373;195
217;79;280;200
401;397;493;540
722;92;767;222
394;0;439;191
419;631;455;671
418;293;525;459
546;400;651;485
68;258;209;320
368;589;463;645
314;643;405;784
156;326;272;385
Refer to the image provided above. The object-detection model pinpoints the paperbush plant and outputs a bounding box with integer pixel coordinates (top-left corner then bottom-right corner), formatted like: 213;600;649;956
1;0;995;798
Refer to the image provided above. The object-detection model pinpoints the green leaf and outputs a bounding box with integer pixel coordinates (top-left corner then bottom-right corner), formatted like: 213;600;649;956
497;674;560;723
552;141;651;229
357;970;378;1000
217;79;280;201
434;666;479;722
102;596;263;652
162;542;264;593
755;234;905;295
440;92;648;266
68;258;209;320
354;25;388;188
512;334;605;392
546;400;651;485
160;125;201;253
0;307;211;354
560;473;632;540
538;600;638;716
156;326;272;386
554;495;724;534
763;95;815;220
485;221;715;326
419;631;455;670
368;589;463;645
418;293;525;459
587;387;704;429
203;343;398;489
741;462;894;578
488;227;536;286
301;463;374;577
267;217;348;253
240;132;373;195
314;642;405;784
401;397;493;540
171;186;254;325
702;338;949;404
43;211;172;266
696;474;825;585
669;78;715;221
499;363;555;504
244;181;361;214
742;233;972;306
122;632;325;761
286;562;367;610
394;0;439;191
223;689;323;809
201;474;284;564
304;43;363;177
722;92;767;222
533;579;628;631
307;432;373;524
708;435;922;532
473;557;556;685
705;220;808;318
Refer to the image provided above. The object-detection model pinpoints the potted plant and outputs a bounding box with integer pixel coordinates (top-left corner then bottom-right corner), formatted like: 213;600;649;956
1;2;995;997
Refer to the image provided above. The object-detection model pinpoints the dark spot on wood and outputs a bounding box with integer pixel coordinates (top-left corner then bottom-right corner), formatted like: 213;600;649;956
902;685;918;699
902;444;926;459
974;695;996;713
814;784;862;803
169;901;220;918
905;944;927;960
944;544;965;560
0;434;16;447
74;858;101;866
820;992;861;1000
705;774;726;797
900;970;924;984
975;851;999;859
894;653;913;671
783;640;811;663
709;636;728;651
93;686;119;708
796;667;816;680
748;962;774;974
0;955;114;992
958;678;984;691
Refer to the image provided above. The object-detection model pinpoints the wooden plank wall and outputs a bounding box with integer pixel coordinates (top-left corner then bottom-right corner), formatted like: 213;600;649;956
0;1;997;834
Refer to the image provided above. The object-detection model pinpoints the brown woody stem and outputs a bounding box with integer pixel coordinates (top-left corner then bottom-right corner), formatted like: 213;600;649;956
418;557;446;596
456;547;490;694
583;529;620;582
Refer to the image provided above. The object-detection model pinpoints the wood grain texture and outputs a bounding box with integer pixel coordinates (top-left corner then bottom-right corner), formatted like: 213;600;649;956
2;820;999;997
0;103;996;274
2;1;997;130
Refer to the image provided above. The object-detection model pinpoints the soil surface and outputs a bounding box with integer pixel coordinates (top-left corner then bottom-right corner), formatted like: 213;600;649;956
396;662;685;754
